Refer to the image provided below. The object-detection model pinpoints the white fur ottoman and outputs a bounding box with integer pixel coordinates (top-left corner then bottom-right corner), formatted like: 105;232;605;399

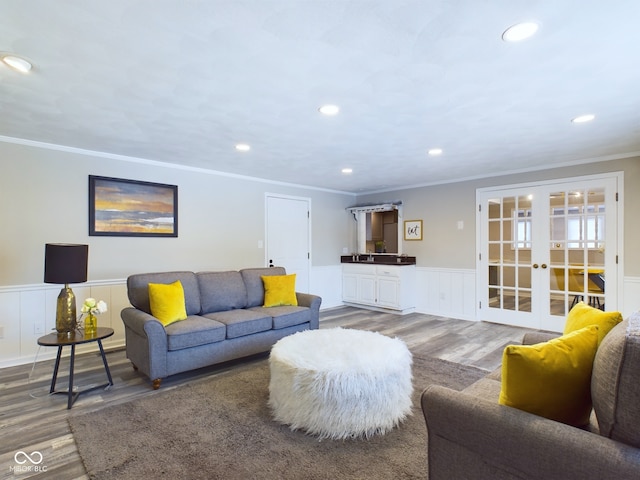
268;328;413;440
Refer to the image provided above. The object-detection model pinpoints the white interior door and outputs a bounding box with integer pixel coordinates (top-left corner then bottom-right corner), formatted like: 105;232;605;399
265;194;311;293
477;174;620;332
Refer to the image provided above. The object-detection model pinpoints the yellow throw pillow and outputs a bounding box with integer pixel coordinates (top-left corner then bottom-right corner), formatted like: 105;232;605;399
499;325;599;427
564;302;622;345
148;280;188;326
262;274;298;307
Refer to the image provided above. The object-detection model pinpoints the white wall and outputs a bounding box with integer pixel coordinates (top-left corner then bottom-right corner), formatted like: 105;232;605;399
357;157;640;318
358;157;640;274
0;140;355;285
0;140;354;366
2;140;638;368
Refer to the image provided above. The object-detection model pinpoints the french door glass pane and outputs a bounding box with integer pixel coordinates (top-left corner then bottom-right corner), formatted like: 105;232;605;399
548;188;605;316
486;195;532;313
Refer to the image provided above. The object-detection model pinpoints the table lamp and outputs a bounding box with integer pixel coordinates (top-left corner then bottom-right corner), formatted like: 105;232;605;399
44;243;88;335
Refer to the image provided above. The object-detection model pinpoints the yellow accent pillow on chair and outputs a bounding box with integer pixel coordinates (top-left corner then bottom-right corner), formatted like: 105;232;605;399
262;274;298;307
564;301;622;345
148;280;188;326
499;325;599;427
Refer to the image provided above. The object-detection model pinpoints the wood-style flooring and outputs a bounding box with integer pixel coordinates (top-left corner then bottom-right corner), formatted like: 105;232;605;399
0;307;536;479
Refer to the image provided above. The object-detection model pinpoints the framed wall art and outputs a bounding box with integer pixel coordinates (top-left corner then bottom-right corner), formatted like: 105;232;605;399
89;175;178;237
404;220;423;241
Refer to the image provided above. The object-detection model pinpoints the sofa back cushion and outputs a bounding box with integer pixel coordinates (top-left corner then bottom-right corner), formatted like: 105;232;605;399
127;271;201;316
197;271;248;313
591;313;640;448
240;267;286;307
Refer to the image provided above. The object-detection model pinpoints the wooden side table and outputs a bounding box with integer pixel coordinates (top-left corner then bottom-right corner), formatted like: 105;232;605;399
37;327;115;409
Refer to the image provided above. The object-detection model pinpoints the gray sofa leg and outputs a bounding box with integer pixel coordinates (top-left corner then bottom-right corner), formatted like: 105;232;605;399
152;378;162;390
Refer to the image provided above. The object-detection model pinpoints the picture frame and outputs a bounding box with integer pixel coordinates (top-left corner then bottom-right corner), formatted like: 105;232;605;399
404;220;423;241
89;175;178;237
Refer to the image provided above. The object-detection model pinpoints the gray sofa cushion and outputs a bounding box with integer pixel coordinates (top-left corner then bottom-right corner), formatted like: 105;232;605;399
165;316;226;351
197;271;248;313
247;305;311;329
240;267;286;308
591;314;640;448
204;309;272;339
127;271;201;316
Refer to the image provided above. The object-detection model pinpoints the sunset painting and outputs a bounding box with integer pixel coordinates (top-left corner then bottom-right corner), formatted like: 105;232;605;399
89;176;178;237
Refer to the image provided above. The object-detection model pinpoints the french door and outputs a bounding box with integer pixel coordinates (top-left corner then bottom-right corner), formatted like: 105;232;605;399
477;174;619;331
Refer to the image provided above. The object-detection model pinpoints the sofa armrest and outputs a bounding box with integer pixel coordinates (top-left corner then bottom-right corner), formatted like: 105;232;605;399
522;331;558;345
121;307;166;339
421;385;640;480
295;292;322;329
121;307;169;381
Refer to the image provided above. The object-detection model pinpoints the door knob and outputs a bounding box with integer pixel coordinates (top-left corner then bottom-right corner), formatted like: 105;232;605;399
533;264;539;269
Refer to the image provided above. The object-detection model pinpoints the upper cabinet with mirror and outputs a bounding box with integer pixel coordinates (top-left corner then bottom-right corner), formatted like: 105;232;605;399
347;203;403;254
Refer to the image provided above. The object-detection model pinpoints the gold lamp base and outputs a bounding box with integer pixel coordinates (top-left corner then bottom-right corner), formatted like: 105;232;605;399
56;284;78;335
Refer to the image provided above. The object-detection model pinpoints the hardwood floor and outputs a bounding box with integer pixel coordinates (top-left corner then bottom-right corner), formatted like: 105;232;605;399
0;307;536;479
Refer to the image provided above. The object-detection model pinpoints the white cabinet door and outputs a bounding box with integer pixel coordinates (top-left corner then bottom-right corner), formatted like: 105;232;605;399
342;264;415;312
377;276;400;308
359;275;377;305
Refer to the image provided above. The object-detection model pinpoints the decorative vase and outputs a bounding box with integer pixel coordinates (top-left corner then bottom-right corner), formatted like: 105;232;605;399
84;313;97;337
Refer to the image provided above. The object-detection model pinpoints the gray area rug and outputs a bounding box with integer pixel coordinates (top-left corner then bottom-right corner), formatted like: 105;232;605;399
69;355;486;479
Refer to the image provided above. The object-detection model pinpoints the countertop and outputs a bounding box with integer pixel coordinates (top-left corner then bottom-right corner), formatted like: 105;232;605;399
340;255;416;266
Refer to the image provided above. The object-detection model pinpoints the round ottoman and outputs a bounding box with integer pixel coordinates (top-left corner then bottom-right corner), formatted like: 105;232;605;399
268;328;413;440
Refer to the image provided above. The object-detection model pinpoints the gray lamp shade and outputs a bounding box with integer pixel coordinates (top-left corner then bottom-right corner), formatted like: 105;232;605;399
44;244;89;284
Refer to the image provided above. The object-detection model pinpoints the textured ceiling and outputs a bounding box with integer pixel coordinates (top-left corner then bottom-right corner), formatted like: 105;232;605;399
2;1;640;194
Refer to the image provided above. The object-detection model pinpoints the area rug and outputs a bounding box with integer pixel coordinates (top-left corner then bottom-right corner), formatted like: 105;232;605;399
68;355;487;480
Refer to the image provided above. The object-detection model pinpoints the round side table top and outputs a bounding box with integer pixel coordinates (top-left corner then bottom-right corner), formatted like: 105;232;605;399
37;327;114;347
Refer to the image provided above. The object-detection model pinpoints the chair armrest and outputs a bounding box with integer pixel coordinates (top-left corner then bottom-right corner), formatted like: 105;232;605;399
522;331;558;345
421;385;640;480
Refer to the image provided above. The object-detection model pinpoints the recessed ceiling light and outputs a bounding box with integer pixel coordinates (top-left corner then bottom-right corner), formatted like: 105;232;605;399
428;148;443;156
341;168;353;174
235;143;251;151
319;104;340;116
1;54;32;73
502;22;539;42
571;114;595;123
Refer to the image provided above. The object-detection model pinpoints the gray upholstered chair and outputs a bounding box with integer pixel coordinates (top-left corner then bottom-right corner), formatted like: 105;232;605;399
421;314;640;480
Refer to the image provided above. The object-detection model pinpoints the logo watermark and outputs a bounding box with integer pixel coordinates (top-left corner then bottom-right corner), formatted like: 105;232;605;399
10;451;48;474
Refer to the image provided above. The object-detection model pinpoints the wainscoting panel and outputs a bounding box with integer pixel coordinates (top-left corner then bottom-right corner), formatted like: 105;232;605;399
414;267;476;321
3;271;637;368
0;267;340;369
622;276;640;318
0;281;129;368
310;264;344;310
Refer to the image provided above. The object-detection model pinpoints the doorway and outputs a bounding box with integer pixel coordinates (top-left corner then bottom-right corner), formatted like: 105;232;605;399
476;173;621;331
265;194;311;293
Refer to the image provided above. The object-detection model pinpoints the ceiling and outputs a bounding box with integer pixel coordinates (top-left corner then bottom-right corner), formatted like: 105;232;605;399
2;1;640;194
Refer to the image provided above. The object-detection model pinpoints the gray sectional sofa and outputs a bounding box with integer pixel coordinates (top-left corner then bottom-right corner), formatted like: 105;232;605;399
421;314;640;480
121;267;321;389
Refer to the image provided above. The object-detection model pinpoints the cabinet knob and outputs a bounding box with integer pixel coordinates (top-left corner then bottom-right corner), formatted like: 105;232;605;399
533;264;539;269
